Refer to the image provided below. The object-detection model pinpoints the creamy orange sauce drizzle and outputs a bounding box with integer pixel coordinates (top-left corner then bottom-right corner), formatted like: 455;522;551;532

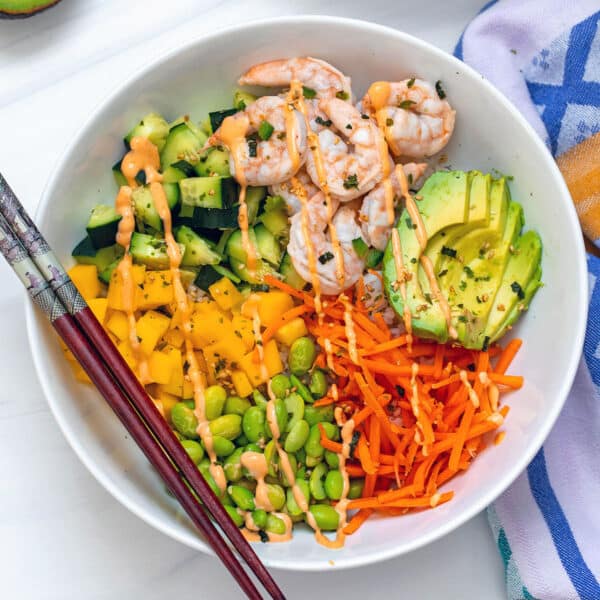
479;371;499;411
241;451;273;512
340;294;359;364
214;115;257;273
395;165;458;340
242;512;293;543
459;370;480;408
120;136;225;493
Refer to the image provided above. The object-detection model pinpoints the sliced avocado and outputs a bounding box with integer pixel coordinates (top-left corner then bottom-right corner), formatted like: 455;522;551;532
450;202;524;348
383;171;472;342
484;230;543;343
0;0;61;18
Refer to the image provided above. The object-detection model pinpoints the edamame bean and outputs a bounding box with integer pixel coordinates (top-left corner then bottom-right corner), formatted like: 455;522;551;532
228;485;255;511
309;369;328;398
244;442;262;454
223;448;244;482
242;406;266;443
224;395;251;416
224;504;244;528
304;405;334;427
209;414;242;440
181;439;204;464
309;462;328;500
205;385;227;420
234;433;249;447
321;421;340;441
295;465;307;480
252;389;268;409
305;455;322;468
290;374;313;404
348;478;365;500
278;453;297;487
198;459;220;496
286;479;310;516
325;469;343;500
265;514;286;535
270;374;291;399
284;392;304;433
284;419;310;453
251;509;267;529
183;399;195;409
265;398;288;439
266;483;286;511
235;478;257;493
263;440;277;478
325;450;339;469
289;337;316;375
209;436;235;457
309;504;339;531
171;402;199;439
305;423;325;458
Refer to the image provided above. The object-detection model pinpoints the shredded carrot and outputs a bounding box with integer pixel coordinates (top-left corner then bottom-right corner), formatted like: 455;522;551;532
262;304;311;343
343;508;372;535
495;338;523;375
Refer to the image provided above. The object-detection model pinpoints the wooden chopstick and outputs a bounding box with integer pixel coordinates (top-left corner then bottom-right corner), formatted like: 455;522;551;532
0;175;285;600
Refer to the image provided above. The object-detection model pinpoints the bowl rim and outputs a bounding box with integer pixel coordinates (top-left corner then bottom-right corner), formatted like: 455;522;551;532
25;14;588;571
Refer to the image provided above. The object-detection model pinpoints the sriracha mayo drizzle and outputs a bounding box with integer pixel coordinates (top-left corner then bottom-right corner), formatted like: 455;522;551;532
119;136;226;493
459;370;480;408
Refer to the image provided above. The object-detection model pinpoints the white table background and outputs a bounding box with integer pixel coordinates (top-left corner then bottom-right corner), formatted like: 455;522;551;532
0;1;506;598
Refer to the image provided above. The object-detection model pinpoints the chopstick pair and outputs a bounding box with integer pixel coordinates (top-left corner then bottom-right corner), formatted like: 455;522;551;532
0;174;285;600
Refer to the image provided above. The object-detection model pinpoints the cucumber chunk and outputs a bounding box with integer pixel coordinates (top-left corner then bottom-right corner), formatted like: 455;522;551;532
174;225;221;267
72;237;124;275
279;253;306;290
194;264;241;291
160;123;207;173
209;108;238;133
245;186;266;225
124;112;169;152
254;224;282;267
179;176;237;210
233;90;257;110
86;205;122;249
195;146;231;177
129;232;184;269
132;184;180;231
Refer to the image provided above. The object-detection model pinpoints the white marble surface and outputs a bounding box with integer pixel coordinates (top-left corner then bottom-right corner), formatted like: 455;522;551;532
0;1;506;598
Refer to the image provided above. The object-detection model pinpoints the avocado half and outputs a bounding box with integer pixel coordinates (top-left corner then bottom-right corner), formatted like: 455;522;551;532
383;170;542;349
0;0;61;18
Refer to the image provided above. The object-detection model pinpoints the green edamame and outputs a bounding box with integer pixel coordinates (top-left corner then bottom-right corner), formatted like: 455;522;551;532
325;450;339;469
223;448;244;482
309;504;339;531
278;453;297;487
224;505;244;528
284;392;304;433
348;478;365;500
309;462;328;500
204;385;227;420
209;435;235;457
266;483;286;511
270;374;292;399
265;398;288;439
290;374;313;404
181;439;204;464
295;465;307;481
305;454;323;467
228;485;256;511
224;395;251;416
198;459;220;496
286;479;310;516
251;509;267;529
252;389;268;409
263;440;277;478
325;469;343;500
265;514;286;535
305;423;325;458
234;433;249;447
209;414;242;440
289;336;316;375
242;406;267;443
244;442;262;454
284;419;310;453
171;402;199;439
304;405;334;426
309;369;328;398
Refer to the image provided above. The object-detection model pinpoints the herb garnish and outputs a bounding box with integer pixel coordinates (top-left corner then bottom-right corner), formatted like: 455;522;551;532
315;116;332;127
349;431;361;458
258;120;274;140
482;336;490;352
407;77;415;88
438;269;448;278
441;246;457;258
466;362;476;372
511;281;525;299
302;86;317;99
247;137;257;157
463;265;475;278
386;118;394;126
396;385;405;397
459;280;467;291
398;99;416;109
336;91;349;100
319;251;334;264
343;174;359;189
435;80;446;99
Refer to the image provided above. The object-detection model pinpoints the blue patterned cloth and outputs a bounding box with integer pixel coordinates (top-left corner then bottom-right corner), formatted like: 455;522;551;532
456;3;600;599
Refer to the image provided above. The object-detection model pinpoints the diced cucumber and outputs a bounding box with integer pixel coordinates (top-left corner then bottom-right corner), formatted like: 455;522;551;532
99;257;121;284
246;186;266;225
233;90;257;110
170;160;197;177
254;224;282;267
176;206;240;229
216;229;234;255
229;258;275;284
129;232;184;269
86;205;122;249
160;123;207;173
194;264;241;291
124;112;169;152
225;228;259;264
200;116;212;136
72;237;124;274
174;225;221;267
112;159;127;187
260;209;289;242
279;253;306;290
179;176;237;210
195;146;231;177
132;184;180;231
209;108;238;133
162;165;186;183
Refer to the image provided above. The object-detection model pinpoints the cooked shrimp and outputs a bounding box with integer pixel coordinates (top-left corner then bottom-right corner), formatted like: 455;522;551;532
270;168;320;215
362;79;455;158
288;193;365;295
207;95;307;186
306;98;384;201
239;57;352;100
359;162;427;250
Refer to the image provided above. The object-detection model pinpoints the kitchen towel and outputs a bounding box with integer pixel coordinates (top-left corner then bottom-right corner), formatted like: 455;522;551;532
456;2;600;599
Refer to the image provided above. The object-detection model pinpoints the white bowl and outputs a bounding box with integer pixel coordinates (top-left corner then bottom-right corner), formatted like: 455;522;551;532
26;16;587;571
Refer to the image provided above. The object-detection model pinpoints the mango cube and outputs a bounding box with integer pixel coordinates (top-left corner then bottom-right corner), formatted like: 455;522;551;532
138;270;174;310
241;291;294;327
149;351;173;384
190;305;232;348
274;317;308;346
107;265;145;310
239;339;283;386
69;264;100;300
231;313;255;351
106;311;130;342
231;370;253;398
87;297;108;324
209;277;243;311
136;310;170;356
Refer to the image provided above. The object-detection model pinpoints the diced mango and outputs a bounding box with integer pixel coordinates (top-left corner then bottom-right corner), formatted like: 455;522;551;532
106;311;130;342
149;351;173;384
239;339;283;386
231;313;255;351
136;310;171;356
117;340;137;369
107;265;145;310
158;346;185;396
202;332;247;380
62;347;76;362
209;277;243;311
274;316;308;346
231;370;253;397
138;270;174;310
190;308;232;348
69;264;100;300
182;377;195;399
153;388;180;420
71;362;92;384
87;297;108;324
163;328;185;348
241;291;294;328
